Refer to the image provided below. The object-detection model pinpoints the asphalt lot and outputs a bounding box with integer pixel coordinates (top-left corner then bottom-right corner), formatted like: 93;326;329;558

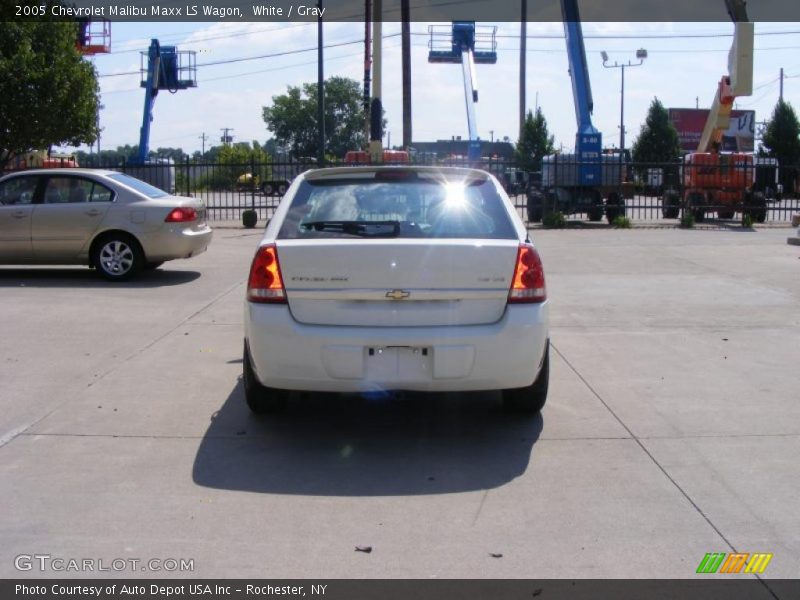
1;226;799;580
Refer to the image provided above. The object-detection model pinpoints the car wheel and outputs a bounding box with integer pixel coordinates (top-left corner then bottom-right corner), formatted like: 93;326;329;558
503;343;549;414
93;233;143;281
277;183;288;195
262;182;275;196
243;341;289;414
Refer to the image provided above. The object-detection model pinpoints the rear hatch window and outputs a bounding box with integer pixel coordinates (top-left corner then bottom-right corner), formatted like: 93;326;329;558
277;174;517;240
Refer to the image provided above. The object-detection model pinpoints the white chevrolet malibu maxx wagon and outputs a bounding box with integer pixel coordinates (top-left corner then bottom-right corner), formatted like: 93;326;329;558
243;166;549;414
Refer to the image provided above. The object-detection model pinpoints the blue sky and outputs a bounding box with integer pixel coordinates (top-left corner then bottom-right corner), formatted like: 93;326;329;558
73;20;800;156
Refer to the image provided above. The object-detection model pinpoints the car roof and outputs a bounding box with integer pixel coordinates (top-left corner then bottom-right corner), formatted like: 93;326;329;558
301;165;492;182
1;168;119;178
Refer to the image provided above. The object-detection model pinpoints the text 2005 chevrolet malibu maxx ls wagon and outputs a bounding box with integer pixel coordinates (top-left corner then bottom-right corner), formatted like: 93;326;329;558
243;166;549;414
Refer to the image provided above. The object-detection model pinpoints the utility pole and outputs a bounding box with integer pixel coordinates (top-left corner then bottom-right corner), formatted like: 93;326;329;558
519;0;527;140
780;67;784;101
94;101;104;159
199;132;208;156
601;48;647;153
317;0;325;164
369;0;384;162
220;128;234;146
489;130;494;143
401;0;411;149
363;0;372;146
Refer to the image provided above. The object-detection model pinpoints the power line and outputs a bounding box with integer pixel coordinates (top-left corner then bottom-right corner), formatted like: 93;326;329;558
99;45;387;94
98;34;403;78
108;22;317;55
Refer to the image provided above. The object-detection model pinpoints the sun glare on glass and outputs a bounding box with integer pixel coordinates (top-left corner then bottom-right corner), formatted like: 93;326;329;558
443;182;467;208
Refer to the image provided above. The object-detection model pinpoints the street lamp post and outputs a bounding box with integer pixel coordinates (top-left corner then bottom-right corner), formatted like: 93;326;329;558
601;49;647;153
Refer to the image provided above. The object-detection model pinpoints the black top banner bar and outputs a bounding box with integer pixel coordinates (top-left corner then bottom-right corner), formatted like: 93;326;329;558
6;0;800;22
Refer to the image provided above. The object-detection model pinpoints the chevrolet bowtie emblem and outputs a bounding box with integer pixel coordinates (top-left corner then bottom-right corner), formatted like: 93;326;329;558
385;289;411;300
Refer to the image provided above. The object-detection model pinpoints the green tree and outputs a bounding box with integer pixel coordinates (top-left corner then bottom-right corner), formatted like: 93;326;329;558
631;98;682;186
514;108;555;172
760;99;800;194
0;17;99;170
198;142;272;190
263;77;375;159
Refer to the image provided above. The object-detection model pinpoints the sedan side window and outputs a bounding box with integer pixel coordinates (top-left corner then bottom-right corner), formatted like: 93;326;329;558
0;176;39;206
43;177;94;204
89;182;114;203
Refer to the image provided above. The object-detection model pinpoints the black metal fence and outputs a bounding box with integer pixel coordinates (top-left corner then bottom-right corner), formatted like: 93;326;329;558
14;156;800;225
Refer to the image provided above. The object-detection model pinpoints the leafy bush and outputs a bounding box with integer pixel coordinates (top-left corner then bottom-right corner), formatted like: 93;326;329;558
680;212;695;228
612;215;632;229
543;211;567;229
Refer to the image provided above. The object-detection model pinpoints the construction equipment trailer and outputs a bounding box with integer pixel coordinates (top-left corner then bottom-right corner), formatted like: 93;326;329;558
667;0;761;222
527;0;628;224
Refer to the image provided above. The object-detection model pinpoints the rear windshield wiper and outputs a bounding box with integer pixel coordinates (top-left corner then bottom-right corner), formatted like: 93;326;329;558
300;220;401;237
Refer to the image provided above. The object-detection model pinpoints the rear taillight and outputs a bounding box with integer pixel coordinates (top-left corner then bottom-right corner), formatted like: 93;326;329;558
247;244;287;304
508;244;546;304
165;207;197;222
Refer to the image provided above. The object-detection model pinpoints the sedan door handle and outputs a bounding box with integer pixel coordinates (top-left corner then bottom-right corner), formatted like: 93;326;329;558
85;209;101;217
12;211;28;219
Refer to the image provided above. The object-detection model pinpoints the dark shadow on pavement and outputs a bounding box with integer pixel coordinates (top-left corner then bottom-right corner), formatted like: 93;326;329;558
0;267;201;288
192;380;542;497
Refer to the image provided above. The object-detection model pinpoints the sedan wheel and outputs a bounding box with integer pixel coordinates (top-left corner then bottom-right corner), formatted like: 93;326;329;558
94;235;142;281
503;343;549;414
244;341;289;414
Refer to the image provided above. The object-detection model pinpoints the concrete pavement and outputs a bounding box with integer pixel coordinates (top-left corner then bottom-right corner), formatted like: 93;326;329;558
1;226;798;580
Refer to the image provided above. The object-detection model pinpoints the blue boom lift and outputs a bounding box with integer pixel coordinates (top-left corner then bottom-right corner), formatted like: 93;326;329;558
125;39;196;192
527;0;627;223
136;39;197;165
428;22;497;162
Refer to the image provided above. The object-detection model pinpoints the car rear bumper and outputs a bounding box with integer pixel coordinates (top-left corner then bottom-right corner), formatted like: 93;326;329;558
141;225;213;262
245;301;549;392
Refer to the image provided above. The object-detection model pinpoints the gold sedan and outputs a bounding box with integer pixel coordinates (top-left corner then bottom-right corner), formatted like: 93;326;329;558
0;169;212;280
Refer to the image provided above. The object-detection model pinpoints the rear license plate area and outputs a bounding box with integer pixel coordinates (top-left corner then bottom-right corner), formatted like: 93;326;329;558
365;346;431;380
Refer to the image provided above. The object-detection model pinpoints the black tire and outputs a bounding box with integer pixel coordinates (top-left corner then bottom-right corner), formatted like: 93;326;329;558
262;182;275;196
587;204;603;222
662;192;680;219
527;192;543;223
144;261;164;270
277;183;288;195
605;192;624;224
503;343;549;414
243;341;289;414
92;233;143;281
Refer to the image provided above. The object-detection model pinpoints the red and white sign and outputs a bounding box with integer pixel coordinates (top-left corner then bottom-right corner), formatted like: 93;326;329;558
668;108;755;153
